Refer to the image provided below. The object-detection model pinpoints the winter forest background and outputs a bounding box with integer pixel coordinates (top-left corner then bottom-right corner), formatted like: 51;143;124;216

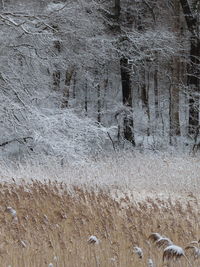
0;0;200;163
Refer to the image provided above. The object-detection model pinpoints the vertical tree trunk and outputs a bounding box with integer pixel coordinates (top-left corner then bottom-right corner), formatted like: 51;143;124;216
154;53;159;119
169;58;181;136
188;38;200;134
52;40;61;92
141;68;150;136
169;59;181;145
85;80;88;115
102;77;108;111
179;0;200;135
53;71;60;91
73;71;76;99
120;57;135;145
97;84;101;123
114;0;121;20
62;67;74;108
169;0;181;143
115;0;135;145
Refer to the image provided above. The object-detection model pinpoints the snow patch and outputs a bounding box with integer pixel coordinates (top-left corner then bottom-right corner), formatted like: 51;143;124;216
47;3;65;12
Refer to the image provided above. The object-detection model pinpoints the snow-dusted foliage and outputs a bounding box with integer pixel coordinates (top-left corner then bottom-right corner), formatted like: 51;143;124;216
0;0;199;162
0;0;113;161
1;106;111;160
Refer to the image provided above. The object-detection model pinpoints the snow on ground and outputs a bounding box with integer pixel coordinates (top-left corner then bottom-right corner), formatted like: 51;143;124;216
0;152;200;203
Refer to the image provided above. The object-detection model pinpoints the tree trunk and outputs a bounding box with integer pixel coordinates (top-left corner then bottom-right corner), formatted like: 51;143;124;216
179;0;200;135
170;58;181;136
52;71;60;91
169;0;181;143
120;57;135;145
84;81;88;115
62;67;75;108
141;67;150;136
114;0;121;20
52;40;61;92
169;84;181;145
73;71;76;99
154;53;159;119
97;84;101;123
188;38;200;134
114;0;135;145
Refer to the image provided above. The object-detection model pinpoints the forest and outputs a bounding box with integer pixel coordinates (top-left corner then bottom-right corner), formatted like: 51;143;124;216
0;1;200;267
0;0;199;163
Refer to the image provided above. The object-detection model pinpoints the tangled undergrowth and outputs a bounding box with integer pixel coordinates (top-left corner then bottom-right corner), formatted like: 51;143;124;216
0;180;199;267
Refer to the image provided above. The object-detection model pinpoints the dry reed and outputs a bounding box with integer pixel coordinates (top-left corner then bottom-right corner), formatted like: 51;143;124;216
0;180;199;266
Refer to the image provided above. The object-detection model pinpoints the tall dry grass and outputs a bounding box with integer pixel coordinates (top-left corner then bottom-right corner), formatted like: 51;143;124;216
1;152;200;197
0;180;200;267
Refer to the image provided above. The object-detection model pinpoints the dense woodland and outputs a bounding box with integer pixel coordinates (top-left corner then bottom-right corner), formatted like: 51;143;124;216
0;0;200;162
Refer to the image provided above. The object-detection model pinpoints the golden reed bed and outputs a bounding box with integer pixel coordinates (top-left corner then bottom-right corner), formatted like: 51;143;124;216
0;180;199;267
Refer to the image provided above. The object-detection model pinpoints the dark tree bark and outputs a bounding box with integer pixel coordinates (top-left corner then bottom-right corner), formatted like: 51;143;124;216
188;38;200;134
97;84;101;123
84;80;88;115
52;40;61;91
169;59;181;136
154;56;159;119
72;71;76;99
179;0;200;135
179;0;197;31
110;0;136;144
52;71;60;91
62;67;75;108
114;0;121;20
169;1;181;143
141;67;150;136
114;0;135;145
120;57;135;145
